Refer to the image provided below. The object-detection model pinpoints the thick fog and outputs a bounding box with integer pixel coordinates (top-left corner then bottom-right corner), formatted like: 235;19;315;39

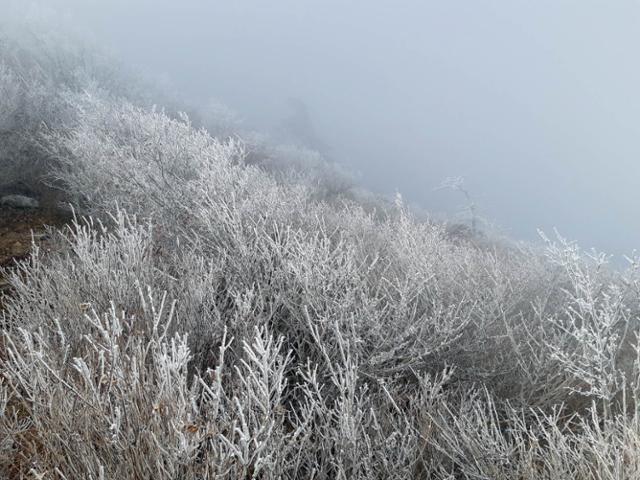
7;0;640;258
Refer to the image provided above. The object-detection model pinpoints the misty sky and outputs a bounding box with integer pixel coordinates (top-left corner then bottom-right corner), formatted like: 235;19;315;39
8;0;640;259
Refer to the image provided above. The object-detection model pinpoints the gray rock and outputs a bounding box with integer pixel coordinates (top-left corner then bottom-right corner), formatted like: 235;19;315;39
1;194;40;209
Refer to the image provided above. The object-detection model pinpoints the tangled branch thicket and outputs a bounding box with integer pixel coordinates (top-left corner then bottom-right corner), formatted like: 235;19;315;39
2;23;640;480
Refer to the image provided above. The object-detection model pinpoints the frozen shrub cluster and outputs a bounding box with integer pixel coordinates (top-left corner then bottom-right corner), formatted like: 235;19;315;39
0;16;152;201
0;63;21;130
2;22;640;480
243;142;356;203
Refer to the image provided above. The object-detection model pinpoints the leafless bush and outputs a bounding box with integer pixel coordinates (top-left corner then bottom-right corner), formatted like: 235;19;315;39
243;141;357;204
0;17;153;205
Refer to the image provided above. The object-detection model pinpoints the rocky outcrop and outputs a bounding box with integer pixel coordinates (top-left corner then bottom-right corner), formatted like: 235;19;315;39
0;194;40;209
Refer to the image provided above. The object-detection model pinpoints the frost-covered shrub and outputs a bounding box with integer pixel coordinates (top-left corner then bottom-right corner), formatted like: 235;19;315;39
242;141;357;204
0;63;21;129
0;17;152;204
40;95;560;397
0;55;56;192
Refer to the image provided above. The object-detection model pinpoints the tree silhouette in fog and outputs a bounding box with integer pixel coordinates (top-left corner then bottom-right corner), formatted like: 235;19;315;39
279;97;329;155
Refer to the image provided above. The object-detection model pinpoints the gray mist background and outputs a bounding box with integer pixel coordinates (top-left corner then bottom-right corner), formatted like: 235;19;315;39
8;0;640;258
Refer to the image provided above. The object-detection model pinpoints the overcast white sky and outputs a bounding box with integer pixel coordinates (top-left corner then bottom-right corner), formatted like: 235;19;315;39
6;0;640;258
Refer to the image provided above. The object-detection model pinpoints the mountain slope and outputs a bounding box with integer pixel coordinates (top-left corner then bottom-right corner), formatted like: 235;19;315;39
1;21;640;480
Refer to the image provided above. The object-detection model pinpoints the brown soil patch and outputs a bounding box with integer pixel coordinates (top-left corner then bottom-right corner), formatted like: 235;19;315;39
0;206;71;297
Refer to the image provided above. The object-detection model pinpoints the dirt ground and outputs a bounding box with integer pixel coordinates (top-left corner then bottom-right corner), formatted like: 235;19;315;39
0;206;71;295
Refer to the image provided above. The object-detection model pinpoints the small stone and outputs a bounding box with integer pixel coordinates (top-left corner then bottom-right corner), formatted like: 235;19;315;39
1;194;40;209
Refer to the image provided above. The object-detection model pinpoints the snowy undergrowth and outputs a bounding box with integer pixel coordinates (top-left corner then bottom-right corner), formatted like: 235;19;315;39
1;23;640;480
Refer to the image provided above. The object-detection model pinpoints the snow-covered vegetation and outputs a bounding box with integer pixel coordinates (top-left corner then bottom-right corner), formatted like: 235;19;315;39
2;22;640;480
